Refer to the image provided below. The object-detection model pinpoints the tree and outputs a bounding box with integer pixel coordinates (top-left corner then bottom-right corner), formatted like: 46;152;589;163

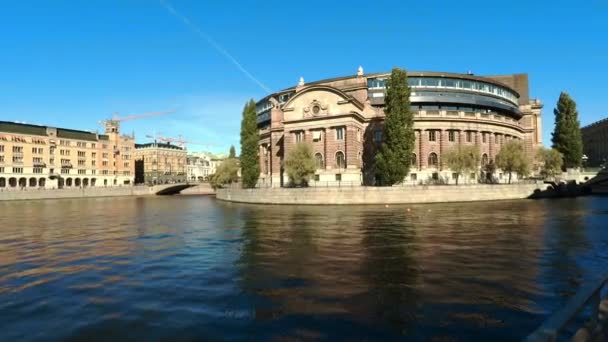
229;145;236;159
209;158;239;190
284;143;316;186
495;140;530;184
240;99;260;188
375;68;415;185
536;147;563;180
551;92;583;169
443;145;481;185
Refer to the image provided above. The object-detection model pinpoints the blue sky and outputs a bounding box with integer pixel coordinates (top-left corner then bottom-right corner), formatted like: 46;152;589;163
1;0;606;153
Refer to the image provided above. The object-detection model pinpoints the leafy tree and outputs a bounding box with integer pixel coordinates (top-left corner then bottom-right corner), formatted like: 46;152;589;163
551;92;583;169
209;158;239;190
483;160;497;183
495;140;530;184
239;99;260;188
375;68;415;185
284;143;316;187
229;145;236;159
443;145;481;184
536;147;564;180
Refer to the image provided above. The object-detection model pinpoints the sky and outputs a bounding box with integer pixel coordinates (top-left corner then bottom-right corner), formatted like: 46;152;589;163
0;0;606;153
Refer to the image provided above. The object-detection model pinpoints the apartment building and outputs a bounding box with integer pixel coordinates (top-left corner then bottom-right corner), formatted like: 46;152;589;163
0;121;135;189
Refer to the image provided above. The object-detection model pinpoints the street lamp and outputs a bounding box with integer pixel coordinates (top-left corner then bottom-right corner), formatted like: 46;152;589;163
582;154;588;171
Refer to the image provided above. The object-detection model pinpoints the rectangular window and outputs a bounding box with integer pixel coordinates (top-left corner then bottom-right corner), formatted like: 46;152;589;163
336;127;345;140
124;162;130;168
12;146;23;153
314;174;320;182
102;153;108;158
61;159;71;165
482;133;487;143
294;131;304;143
429;130;436;142
495;135;499;144
78;169;86;175
91;170;96;175
33;167;43;174
356;128;361;142
312;131;322;142
33;157;43;163
448;131;455;142
373;130;383;143
335;173;342;181
92;152;96;158
102;161;108;166
12;156;23;163
61;168;70;174
78;160;86;166
92;160;96;166
91;143;96;149
466;131;472;143
13;167;23;173
0;145;4;152
0;167;3;173
0;155;3;163
78;151;86;157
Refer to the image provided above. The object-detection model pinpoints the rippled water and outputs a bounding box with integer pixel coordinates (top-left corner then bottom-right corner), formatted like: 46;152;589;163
1;195;608;341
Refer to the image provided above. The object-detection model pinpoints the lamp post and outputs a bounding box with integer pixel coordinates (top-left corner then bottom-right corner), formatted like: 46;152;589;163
582;154;588;172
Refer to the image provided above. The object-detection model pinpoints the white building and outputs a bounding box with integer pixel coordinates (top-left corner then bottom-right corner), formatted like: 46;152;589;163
187;152;225;181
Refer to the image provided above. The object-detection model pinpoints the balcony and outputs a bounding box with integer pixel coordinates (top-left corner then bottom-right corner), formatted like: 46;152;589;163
33;161;46;168
61;163;73;169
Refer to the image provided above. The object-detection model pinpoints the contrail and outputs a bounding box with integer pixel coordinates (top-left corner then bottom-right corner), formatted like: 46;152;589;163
159;0;271;93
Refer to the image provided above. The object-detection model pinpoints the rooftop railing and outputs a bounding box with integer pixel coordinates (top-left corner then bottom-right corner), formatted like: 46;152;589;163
525;272;608;341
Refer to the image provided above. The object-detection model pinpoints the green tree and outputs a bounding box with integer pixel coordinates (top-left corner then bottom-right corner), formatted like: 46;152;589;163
375;68;415;185
284;143;316;186
551;92;583;169
443;145;481;185
495;140;530;184
240;99;260;188
209;158;239;190
229;145;236;159
536;147;564;180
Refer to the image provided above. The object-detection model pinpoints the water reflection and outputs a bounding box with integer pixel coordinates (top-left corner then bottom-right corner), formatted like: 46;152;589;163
0;196;607;340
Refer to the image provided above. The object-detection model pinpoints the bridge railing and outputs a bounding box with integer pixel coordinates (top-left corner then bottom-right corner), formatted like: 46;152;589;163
525;272;608;341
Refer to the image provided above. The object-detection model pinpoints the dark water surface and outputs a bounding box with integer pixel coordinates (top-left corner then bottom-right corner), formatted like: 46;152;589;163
1;196;608;341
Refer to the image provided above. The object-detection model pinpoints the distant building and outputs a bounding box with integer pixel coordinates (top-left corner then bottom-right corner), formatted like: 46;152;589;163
256;68;543;186
582;118;608;167
134;142;187;184
186;152;227;181
0;120;134;189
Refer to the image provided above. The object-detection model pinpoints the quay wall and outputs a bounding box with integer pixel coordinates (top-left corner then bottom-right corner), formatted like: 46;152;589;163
216;183;543;205
0;186;154;201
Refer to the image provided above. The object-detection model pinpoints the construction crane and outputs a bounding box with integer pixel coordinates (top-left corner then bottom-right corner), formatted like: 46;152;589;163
98;110;175;134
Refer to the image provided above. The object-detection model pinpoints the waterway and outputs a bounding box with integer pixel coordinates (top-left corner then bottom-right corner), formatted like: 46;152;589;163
1;196;607;340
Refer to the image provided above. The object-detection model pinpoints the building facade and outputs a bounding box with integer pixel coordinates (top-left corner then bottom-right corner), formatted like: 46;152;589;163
0;121;134;189
582;117;608;167
256;68;543;186
134;142;187;184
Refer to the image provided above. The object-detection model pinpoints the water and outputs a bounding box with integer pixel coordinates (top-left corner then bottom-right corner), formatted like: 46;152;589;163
1;196;607;341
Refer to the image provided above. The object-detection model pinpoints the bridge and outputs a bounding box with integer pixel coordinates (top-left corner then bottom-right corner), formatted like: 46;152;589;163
143;182;215;196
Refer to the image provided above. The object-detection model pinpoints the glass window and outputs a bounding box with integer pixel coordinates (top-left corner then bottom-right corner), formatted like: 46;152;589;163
466;131;472;143
429;131;436;142
448;131;455;142
336;127;345;140
428;153;438;167
373;130;383;143
462;80;472;89
315;153;324;169
482;133;487;143
335;152;346;168
443;79;456;87
407;77;421;86
411;153;417;166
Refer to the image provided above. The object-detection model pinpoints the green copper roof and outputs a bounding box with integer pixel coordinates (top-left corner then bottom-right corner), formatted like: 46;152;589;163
0;121;47;136
56;128;98;141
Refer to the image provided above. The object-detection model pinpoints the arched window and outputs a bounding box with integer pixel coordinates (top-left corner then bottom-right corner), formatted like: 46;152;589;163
335;151;346;169
9;178;17;188
482;153;489;166
66;178;72;187
0;178;5;188
315;153;324;169
29;177;37;187
428;153;438;167
411;153;417;166
39;178;46;187
19;178;26;187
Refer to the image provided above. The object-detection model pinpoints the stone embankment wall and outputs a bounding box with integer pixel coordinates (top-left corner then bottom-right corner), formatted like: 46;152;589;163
180;183;215;195
216;183;542;205
0;186;154;201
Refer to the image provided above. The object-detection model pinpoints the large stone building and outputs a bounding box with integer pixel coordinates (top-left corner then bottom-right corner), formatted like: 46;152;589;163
0;120;134;189
186;152;226;182
582;118;608;167
256;68;543;186
134;142;187;184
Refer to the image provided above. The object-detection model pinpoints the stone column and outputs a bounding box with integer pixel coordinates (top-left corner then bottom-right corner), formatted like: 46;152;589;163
489;132;495;160
420;129;429;169
440;129;448;170
271;132;284;187
415;130;421;171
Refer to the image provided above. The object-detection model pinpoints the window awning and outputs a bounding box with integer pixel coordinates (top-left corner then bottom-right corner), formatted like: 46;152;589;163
312;131;321;140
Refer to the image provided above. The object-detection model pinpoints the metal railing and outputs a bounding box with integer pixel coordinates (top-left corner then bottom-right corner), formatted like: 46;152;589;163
525;272;608;341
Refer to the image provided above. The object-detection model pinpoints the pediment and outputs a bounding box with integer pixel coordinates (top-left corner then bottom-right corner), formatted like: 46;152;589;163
281;86;364;122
